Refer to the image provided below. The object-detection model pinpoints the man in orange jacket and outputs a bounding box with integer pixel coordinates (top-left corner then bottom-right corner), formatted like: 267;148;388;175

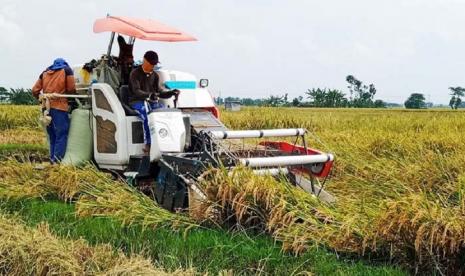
32;58;76;163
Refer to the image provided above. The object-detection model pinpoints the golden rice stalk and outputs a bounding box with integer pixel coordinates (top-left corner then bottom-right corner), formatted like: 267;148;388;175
0;160;50;200
0;129;46;145
198;167;364;254
100;256;194;276
0;105;41;130
75;173;198;231
0;161;95;201
44;163;113;201
0;219;81;275
0;160;115;202
370;191;465;273
0;160;198;232
0;213;190;275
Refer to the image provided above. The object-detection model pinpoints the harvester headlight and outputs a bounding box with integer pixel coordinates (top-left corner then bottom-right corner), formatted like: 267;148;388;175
159;128;169;138
199;79;209;88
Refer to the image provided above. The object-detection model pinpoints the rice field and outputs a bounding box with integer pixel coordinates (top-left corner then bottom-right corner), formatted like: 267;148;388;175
0;213;189;275
223;107;465;273
1;104;464;274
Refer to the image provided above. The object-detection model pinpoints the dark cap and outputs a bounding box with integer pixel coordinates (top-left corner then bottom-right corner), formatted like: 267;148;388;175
143;50;159;65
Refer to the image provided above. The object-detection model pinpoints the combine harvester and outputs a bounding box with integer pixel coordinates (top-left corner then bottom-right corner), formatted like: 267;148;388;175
48;16;335;211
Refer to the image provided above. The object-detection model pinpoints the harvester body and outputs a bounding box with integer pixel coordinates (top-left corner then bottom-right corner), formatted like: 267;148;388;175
54;16;335;212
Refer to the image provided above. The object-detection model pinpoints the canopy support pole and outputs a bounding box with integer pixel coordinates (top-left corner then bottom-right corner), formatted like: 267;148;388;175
106;31;115;58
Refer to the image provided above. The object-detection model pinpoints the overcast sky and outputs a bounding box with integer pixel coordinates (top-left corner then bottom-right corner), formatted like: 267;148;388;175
1;0;465;104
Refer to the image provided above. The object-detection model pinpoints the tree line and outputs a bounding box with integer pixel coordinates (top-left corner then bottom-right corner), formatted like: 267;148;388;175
3;78;465;109
0;87;37;105
403;87;465;109
218;75;465;110
218;75;388;108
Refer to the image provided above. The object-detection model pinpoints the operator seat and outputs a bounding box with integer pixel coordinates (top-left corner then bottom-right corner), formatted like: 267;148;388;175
119;85;139;116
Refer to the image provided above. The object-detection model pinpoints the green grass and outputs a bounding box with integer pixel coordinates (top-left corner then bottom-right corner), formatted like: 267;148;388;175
0;143;48;160
0;199;405;275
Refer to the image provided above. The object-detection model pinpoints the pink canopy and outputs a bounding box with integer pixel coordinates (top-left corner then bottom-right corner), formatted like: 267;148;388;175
93;16;197;42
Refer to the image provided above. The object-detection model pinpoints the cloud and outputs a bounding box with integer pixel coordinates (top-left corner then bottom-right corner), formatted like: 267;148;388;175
0;2;24;48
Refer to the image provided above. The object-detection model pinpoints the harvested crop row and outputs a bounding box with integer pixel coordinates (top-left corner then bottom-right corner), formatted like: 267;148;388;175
2;159;465;273
0;129;46;145
0;144;48;162
0;212;192;275
198;167;365;254
0;161;198;232
0;160;48;199
198;165;465;273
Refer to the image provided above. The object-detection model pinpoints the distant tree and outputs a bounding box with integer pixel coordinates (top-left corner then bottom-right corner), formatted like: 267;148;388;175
224;96;241;103
385;102;403;108
215;96;224;105
241;98;266;106
448;86;465;109
374;99;387;108
306;88;326;107
455;97;462;109
241;98;254;106
324;89;347;107
292;96;303;107
306;88;348;107
449;96;456;109
346;75;377;107
449;96;462;109
217;96;269;106
6;88;37;105
404;93;426;109
346;75;362;102
0;87;8;103
292;98;299;107
264;94;288;107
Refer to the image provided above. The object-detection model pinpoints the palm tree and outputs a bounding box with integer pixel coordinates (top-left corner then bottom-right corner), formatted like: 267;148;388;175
449;87;465;109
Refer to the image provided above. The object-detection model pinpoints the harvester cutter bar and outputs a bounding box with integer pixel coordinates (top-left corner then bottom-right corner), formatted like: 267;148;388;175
209;128;306;139
250;168;289;176
239;154;334;168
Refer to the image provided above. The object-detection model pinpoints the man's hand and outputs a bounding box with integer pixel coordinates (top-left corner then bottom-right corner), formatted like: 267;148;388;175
41;93;58;100
172;89;180;99
148;93;159;103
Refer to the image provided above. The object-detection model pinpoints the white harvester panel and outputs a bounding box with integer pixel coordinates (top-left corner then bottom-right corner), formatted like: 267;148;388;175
157;69;215;108
91;83;130;170
148;109;186;155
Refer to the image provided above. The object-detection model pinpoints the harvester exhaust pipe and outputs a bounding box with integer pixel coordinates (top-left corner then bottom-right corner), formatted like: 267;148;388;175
209;128;306;139
239;154;334;168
